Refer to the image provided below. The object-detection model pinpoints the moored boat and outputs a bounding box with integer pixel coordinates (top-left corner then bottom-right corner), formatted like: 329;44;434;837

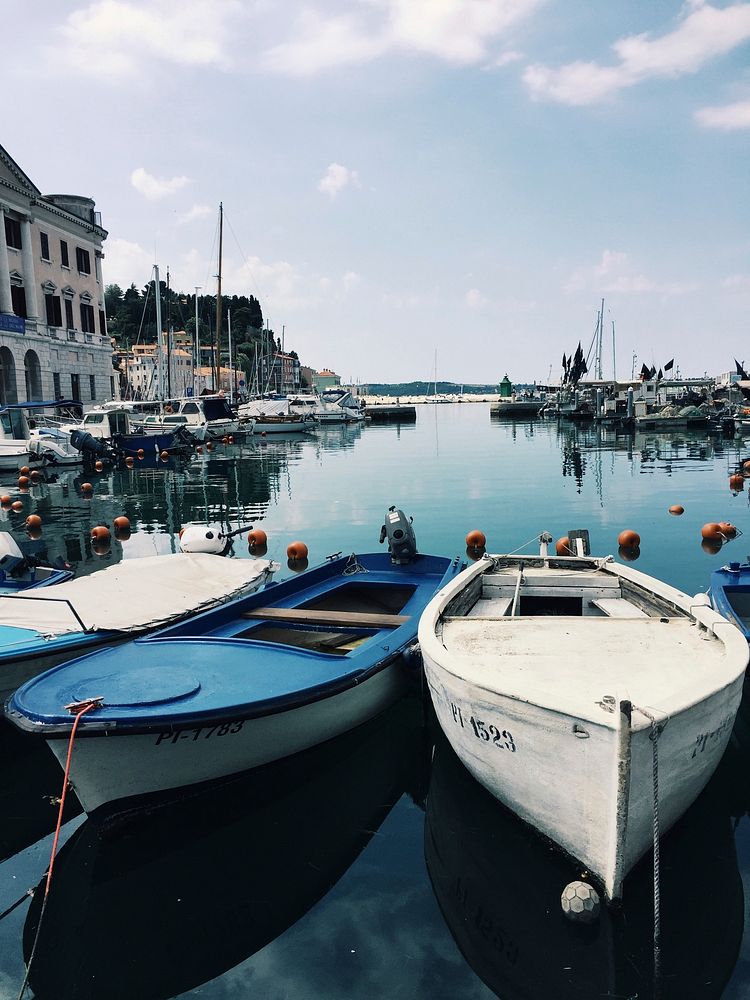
710;560;750;643
6;509;463;816
0;552;274;700
418;536;748;902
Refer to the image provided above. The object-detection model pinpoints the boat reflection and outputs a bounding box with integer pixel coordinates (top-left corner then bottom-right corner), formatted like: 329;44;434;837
425;736;743;1000
23;696;424;1000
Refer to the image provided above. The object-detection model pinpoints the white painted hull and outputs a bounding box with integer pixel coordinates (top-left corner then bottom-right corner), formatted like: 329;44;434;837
0;444;31;470
252;420;311;434
50;661;407;814
424;658;742;900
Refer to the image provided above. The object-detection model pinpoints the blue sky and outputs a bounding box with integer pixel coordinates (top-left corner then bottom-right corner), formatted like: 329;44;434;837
3;1;749;383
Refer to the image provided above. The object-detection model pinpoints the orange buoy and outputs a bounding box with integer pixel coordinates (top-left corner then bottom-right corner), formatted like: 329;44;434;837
249;542;268;557
81;482;93;493
113;516;131;533
287;540;309;561
159;450;169;461
95;460;104;472
286;557;309;573
248;529;268;548
206;442;213;451
465;529;487;549
196;446;203;454
17;476;29;489
0;495;11;507
719;521;737;539
92;538;111;557
30;469;42;482
555;536;572;556
228;436;234;444
25;514;42;530
125;456;134;467
668;505;684;515
91;525;111;541
222;436;229;444
730;474;744;492
27;527;42;541
701;538;723;555
19;466;30;476
618;545;640;562
701;522;723;541
137;448;145;459
744;460;750;474
617;529;640;548
11;501;23;512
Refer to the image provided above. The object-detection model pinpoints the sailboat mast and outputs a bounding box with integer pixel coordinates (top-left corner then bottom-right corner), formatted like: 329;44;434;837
154;264;164;399
612;320;616;382
194;286;200;397
166;266;172;398
215;202;223;392
228;308;233;402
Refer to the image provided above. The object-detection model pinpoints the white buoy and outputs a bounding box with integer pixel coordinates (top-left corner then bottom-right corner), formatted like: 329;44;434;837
179;524;229;555
560;881;601;923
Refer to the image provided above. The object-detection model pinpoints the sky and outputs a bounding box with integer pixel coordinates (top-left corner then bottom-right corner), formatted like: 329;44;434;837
2;0;749;384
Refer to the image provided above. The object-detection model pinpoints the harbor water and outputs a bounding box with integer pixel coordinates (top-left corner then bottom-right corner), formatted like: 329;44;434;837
1;404;750;999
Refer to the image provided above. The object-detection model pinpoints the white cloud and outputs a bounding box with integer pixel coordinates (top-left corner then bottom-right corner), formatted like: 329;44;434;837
695;96;750;129
262;0;542;75
177;204;212;224
723;273;750;288
131;167;190;200
103;237;155;288
524;2;750;105
465;288;488;308
318;163;361;199
487;49;524;68
56;0;241;80
565;250;698;296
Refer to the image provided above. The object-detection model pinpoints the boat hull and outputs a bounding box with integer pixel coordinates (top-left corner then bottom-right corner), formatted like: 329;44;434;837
49;657;409;814
423;652;742;901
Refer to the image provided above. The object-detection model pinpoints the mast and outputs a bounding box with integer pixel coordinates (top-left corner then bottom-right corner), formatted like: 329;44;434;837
597;298;605;380
193;286;201;397
215;202;223;392
154;264;163;400
228;308;233;402
612;319;616;382
166;266;172;398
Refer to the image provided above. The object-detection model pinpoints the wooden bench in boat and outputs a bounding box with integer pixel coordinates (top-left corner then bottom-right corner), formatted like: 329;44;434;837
466;596;513;618
241;607;411;628
591;598;649;619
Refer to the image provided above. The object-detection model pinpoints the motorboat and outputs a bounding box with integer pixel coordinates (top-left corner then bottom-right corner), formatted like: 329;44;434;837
237;397;316;434
0;533;72;592
0;404;34;470
7;509;463;816
418;533;748;902
710;560;750;643
19;698;421;1000
0;552;275;700
317;388;365;424
162;395;241;439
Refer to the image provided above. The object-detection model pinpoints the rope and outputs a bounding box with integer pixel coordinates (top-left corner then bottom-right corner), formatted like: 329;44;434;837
343;553;368;575
634;704;665;997
17;699;101;1000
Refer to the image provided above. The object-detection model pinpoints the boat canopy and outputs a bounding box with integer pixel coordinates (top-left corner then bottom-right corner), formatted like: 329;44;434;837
202;398;235;421
1;400;80;410
0;553;276;636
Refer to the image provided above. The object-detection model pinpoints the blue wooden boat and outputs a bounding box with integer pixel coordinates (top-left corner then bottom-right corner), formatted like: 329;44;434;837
6;540;463;816
710;561;750;641
0;533;72;593
0;553;274;700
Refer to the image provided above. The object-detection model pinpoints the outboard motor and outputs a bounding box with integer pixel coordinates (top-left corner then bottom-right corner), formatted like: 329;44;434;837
179;524;232;556
379;506;418;564
70;429;109;457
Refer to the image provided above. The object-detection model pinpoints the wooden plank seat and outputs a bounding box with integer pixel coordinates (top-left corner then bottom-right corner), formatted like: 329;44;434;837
241;607;411;628
591;598;649;619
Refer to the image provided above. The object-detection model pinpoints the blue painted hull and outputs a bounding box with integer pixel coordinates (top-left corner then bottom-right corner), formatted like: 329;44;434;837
6;552;464;813
710;563;750;643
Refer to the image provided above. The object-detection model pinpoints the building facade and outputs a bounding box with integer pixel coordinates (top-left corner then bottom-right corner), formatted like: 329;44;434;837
0;144;117;407
313;369;341;391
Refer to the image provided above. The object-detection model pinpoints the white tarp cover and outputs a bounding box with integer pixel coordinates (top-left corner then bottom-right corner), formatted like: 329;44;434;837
238;399;290;418
0;553;276;636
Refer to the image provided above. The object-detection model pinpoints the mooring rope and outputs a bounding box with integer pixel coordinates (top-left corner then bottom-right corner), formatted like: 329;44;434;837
634;704;665;997
18;698;102;1000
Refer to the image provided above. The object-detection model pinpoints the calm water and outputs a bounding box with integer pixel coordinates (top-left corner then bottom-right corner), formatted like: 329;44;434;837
1;405;750;999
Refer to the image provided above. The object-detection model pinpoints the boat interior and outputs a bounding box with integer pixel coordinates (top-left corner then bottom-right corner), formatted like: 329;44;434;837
442;557;691;622
723;588;750;630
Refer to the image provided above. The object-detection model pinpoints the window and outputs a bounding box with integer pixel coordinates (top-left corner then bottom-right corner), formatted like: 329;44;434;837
89;375;96;400
80;303;95;333
98;309;106;335
60;241;69;267
71;373;80;400
53;372;61;398
40;232;50;261
4;217;21;250
64;299;74;330
110;375;115;397
75;247;91;274
10;286;26;318
45;294;63;328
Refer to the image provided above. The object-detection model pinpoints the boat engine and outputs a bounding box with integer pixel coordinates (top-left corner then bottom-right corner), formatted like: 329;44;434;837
70;430;110;458
379;506;418;564
179;524;232;556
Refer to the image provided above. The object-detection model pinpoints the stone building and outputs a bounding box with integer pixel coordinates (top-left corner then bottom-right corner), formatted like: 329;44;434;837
0;143;117;406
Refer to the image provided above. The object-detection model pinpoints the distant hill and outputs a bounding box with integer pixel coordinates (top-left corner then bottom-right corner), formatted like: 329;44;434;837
364;381;500;396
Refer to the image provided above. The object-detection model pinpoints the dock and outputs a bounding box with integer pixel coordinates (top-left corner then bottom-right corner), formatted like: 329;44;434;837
364;404;417;424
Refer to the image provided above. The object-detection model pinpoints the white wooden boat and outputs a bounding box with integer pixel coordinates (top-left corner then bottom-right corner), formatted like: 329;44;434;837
418;540;749;902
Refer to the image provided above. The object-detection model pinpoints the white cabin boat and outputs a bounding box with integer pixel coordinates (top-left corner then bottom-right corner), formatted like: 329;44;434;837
0;406;32;470
162;396;240;439
237;398;315;434
418;543;748;902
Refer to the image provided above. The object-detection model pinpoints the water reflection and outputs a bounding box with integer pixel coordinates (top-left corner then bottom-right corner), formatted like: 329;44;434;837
23;697;424;1000
425;736;743;1000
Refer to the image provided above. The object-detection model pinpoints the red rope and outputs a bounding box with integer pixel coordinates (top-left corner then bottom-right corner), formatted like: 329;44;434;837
18;699;100;1000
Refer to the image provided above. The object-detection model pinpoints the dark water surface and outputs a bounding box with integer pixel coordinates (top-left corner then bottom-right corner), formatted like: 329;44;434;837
1;405;749;999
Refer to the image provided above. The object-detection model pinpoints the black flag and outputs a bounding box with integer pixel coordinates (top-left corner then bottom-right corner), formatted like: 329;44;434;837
736;359;747;379
664;358;674;371
657;368;663;380
640;363;650;379
649;365;657;379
